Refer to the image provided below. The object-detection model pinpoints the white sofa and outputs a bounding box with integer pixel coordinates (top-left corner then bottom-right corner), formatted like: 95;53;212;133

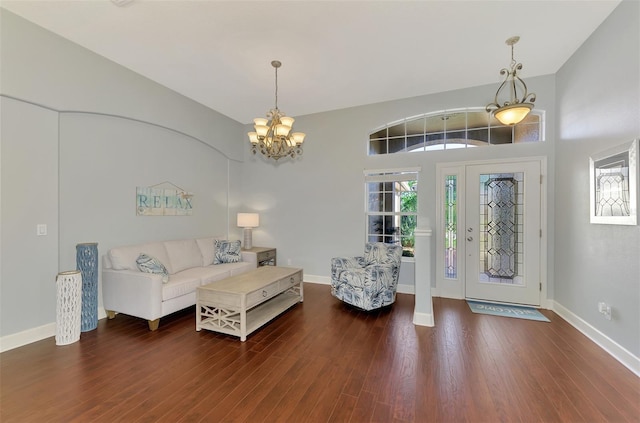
102;236;257;330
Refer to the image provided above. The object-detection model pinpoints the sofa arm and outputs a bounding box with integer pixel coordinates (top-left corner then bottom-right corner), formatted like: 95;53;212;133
241;251;258;268
102;269;164;321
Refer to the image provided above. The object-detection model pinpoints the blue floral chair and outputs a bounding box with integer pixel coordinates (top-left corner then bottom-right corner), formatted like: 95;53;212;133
330;242;403;311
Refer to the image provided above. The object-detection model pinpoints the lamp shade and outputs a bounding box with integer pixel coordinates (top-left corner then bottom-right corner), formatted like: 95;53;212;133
255;124;269;137
237;213;259;228
275;124;291;137
291;132;306;145
279;116;295;127
494;103;533;126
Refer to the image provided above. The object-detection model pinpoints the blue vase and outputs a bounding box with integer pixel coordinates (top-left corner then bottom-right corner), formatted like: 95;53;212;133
77;243;98;332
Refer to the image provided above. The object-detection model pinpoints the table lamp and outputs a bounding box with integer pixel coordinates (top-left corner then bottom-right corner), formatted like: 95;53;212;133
237;213;259;250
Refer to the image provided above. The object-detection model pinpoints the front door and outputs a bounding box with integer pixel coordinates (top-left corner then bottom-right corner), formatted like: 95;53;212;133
464;161;541;306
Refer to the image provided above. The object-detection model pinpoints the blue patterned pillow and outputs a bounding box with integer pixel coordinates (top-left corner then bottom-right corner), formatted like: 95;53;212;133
136;253;169;283
213;239;242;264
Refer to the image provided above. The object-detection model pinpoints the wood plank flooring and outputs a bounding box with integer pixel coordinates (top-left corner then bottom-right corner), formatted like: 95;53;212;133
1;283;638;422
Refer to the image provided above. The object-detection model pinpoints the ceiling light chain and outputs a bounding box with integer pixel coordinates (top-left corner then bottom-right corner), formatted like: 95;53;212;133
247;60;306;161
486;36;536;126
274;61;279;110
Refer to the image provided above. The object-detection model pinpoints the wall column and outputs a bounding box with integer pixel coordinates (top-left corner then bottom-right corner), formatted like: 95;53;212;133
413;228;434;326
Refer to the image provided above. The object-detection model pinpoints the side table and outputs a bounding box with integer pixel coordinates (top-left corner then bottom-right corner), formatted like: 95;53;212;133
243;246;276;266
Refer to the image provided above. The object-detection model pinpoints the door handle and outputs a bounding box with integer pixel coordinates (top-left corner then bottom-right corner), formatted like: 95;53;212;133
467;236;473;241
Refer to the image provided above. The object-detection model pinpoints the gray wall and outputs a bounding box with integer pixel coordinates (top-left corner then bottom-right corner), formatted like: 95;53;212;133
1;97;60;335
555;0;639;356
240;76;557;293
0;9;245;337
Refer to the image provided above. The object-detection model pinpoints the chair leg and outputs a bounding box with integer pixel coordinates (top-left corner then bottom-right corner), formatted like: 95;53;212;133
148;319;160;331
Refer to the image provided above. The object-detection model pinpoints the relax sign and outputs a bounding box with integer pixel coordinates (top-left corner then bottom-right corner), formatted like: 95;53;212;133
136;186;193;216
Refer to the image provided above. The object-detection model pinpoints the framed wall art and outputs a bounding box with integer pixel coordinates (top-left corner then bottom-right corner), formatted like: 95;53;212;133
589;139;638;225
136;182;194;216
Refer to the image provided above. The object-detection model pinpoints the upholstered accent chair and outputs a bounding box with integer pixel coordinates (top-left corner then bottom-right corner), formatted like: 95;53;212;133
330;242;403;311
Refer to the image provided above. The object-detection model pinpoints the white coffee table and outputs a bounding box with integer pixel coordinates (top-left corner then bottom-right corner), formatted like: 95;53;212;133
196;266;303;341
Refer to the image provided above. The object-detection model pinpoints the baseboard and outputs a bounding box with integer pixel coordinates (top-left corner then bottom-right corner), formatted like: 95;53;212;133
397;284;415;294
0;322;56;353
0;308;108;353
303;274;330;285
551;300;640;377
413;311;434;327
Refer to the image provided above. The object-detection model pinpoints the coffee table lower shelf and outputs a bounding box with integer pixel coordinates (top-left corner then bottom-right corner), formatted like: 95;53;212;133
197;290;301;341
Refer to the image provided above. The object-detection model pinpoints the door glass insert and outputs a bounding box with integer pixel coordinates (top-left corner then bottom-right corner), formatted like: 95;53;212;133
444;175;457;278
479;172;524;285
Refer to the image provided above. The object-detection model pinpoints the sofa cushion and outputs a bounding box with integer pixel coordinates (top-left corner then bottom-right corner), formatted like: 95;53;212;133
109;242;171;272
136;253;169;283
225;261;253;277
161;271;202;301
164;239;202;274
181;266;231;286
214;240;242;264
196;236;225;266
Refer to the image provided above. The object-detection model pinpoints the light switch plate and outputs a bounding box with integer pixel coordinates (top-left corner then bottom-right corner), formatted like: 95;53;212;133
37;224;47;236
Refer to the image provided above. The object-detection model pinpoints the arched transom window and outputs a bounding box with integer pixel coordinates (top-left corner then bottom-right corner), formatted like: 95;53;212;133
368;107;544;155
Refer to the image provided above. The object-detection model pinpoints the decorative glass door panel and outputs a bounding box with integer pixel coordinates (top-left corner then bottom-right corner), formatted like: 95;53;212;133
465;162;540;305
444;175;458;279
479;172;523;284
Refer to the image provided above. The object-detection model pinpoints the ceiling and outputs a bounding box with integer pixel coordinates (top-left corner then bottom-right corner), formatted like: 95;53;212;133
1;0;621;124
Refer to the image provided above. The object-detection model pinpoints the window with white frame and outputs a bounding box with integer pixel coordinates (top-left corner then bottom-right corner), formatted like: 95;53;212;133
365;169;419;257
369;107;544;155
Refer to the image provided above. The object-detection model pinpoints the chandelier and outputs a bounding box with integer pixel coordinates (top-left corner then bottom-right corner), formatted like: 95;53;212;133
486;36;536;126
247;60;306;160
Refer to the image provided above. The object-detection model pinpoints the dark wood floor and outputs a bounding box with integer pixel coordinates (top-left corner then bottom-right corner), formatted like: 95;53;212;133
1;283;638;422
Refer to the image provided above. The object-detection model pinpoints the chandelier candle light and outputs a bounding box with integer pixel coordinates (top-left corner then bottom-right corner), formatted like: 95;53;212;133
486;36;536;126
248;60;306;160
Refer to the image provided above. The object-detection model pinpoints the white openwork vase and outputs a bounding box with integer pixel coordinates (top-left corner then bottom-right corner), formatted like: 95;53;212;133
55;270;82;346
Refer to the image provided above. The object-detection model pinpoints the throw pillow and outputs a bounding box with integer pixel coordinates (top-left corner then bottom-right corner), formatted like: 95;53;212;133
213;239;242;264
136;253;169;283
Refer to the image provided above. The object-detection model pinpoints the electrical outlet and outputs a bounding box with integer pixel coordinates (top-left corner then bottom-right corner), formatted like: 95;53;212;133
598;302;606;313
598;302;612;320
604;305;612;321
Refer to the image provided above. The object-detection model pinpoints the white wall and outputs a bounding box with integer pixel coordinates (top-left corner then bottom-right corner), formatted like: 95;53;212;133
0;10;244;339
555;0;639;357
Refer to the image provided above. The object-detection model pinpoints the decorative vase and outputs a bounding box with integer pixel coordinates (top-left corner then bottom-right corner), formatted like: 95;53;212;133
55;270;82;345
76;242;98;332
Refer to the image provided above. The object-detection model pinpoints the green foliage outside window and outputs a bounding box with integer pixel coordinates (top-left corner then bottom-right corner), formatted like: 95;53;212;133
400;180;417;257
